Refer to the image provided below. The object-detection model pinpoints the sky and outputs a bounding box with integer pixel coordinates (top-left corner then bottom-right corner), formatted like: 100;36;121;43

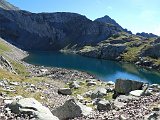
7;0;160;35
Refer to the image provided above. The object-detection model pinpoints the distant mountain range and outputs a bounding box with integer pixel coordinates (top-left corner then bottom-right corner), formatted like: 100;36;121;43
0;0;158;51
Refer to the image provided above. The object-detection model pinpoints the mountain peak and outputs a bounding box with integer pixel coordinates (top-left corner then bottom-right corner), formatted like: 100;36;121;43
0;0;19;10
95;15;123;30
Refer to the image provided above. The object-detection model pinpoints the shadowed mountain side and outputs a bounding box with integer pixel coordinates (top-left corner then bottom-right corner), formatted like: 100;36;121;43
0;7;122;51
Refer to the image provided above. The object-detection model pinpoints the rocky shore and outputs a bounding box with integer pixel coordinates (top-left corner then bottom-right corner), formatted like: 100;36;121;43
0;66;160;120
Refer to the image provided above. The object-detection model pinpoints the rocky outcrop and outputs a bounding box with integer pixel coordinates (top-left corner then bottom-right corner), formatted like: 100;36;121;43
0;55;15;73
79;43;127;60
141;44;160;58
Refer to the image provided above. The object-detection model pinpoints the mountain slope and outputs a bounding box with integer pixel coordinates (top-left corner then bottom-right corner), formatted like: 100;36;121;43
0;1;122;50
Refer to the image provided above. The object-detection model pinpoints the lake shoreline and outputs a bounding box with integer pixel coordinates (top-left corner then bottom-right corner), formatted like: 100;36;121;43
23;50;160;84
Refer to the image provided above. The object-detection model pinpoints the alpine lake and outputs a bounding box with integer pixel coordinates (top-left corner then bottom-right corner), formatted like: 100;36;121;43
23;51;160;84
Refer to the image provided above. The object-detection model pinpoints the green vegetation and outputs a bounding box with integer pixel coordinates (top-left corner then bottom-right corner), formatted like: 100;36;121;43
0;41;11;53
121;45;145;62
10;59;29;76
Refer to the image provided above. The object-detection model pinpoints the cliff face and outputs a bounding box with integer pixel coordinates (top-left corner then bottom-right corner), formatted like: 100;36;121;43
0;0;122;50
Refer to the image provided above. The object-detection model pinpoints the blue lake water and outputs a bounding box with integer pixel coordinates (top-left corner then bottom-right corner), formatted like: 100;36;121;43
23;51;160;84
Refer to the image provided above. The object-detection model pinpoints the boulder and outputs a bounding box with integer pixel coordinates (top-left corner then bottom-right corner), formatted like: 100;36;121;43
96;100;112;111
52;99;92;120
58;88;72;95
115;79;143;94
8;98;59;120
91;87;107;99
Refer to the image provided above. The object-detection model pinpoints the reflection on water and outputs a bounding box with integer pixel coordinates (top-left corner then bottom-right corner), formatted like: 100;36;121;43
23;51;160;84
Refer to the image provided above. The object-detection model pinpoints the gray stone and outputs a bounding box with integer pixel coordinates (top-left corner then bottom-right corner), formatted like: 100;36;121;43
115;79;143;94
52;99;92;120
58;88;72;95
97;100;112;111
91;87;107;99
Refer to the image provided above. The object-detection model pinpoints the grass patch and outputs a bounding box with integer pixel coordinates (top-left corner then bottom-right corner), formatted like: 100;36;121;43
9;60;29;77
0;41;11;53
121;44;146;62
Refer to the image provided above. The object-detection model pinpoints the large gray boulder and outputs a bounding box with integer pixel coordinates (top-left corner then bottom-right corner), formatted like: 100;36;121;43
115;79;143;94
9;98;59;120
91;87;107;99
52;99;92;120
96;100;112;111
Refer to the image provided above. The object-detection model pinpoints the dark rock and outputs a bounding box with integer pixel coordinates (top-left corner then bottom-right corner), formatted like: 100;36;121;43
52;99;92;120
115;79;143;94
